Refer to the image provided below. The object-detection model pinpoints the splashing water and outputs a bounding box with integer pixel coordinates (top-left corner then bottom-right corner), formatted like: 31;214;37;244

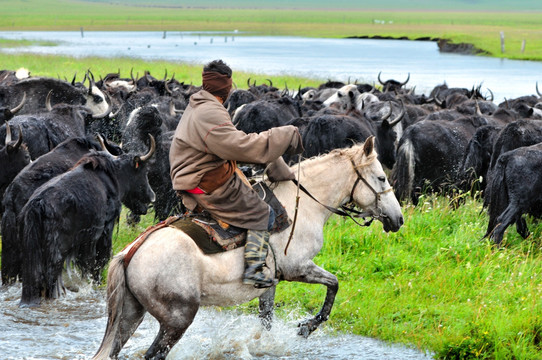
0;281;432;359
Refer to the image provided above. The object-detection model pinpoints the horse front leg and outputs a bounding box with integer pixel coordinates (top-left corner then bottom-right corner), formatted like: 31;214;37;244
259;286;276;330
290;262;338;338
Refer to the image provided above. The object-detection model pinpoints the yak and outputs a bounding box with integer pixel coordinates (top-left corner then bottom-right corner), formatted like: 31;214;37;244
484;143;542;245
121;105;184;222
392;115;489;204
1;135;121;285
18;137;156;307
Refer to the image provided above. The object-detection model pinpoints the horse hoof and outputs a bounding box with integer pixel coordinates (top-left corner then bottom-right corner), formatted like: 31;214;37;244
297;324;310;338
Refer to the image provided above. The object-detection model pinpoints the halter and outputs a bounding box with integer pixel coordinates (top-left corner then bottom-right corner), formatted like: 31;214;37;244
290;157;394;227
343;158;394;226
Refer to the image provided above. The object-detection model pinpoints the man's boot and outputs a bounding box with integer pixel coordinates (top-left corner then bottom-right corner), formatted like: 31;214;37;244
243;229;276;288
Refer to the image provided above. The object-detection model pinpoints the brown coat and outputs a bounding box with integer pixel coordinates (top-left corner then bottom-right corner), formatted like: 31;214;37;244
169;90;303;230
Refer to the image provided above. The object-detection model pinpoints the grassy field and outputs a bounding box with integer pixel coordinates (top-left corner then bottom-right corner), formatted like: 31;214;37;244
1;0;542;61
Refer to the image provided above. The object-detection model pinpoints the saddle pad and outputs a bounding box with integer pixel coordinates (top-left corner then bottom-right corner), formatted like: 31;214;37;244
169;216;246;254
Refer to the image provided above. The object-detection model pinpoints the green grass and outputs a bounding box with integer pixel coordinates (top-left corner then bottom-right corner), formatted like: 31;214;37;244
0;52;324;90
1;0;542;61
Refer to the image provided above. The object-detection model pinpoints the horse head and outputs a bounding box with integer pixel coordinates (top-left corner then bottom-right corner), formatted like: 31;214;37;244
348;136;403;232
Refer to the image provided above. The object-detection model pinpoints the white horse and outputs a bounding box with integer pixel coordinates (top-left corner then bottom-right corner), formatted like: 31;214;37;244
92;136;403;360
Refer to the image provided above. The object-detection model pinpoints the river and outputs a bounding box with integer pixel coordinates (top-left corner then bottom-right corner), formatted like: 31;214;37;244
1;31;541;103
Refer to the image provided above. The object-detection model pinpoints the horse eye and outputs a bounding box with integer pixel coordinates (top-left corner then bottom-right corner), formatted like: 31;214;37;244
378;176;386;182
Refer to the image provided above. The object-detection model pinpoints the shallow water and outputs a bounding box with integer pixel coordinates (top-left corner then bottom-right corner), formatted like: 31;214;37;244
0;280;433;360
1;31;541;103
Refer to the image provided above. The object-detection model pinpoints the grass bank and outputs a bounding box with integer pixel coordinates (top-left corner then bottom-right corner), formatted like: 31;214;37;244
1;0;542;61
111;195;542;359
0;52;323;90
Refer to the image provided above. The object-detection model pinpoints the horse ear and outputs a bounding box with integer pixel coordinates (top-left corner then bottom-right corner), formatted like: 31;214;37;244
363;136;375;157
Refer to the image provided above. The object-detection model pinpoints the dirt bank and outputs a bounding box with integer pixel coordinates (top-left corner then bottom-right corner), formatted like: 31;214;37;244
346;35;488;56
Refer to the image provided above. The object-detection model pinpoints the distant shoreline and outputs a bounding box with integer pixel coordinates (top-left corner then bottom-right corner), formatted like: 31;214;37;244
347;35;488;56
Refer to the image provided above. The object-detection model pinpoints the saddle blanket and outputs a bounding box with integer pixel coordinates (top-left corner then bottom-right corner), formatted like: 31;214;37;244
123;182;290;267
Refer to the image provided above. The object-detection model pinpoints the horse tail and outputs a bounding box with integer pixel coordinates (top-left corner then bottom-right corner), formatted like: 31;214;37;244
19;201;46;307
92;255;128;360
483;155;509;238
392;138;416;203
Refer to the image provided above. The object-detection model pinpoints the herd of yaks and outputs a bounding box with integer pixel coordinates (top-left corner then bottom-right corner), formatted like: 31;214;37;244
0;68;541;307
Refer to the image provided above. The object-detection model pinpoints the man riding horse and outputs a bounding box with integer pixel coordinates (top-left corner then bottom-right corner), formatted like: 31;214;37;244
169;59;303;288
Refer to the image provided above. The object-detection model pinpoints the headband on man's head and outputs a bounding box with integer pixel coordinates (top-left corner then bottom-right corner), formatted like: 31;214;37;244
202;71;232;102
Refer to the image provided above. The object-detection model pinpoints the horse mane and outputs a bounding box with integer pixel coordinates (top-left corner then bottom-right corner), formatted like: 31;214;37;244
73;150;116;175
298;141;377;170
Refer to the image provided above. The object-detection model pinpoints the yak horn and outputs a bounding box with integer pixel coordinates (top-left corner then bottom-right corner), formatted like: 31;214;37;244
46;90;53;111
96;133;108;151
377;71;384;85
139;134;156;162
6;124;23;150
165;79;173;95
536;82;541;97
475;100;483;116
13;125;23;150
381;101;393;121
400;73;410;86
5;121;12;144
11;92;26;114
486;88;494;102
388;100;406;127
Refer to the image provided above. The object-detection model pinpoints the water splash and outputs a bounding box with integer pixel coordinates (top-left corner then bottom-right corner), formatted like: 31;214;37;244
0;282;432;359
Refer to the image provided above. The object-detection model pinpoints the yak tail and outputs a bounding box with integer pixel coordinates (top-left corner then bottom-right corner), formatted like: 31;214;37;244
19;202;46;307
392;138;416;203
92;255;128;360
483;156;509;238
1;207;20;285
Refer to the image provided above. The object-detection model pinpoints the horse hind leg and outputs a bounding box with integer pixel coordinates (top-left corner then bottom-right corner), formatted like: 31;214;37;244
144;301;199;359
113;289;146;356
93;257;146;360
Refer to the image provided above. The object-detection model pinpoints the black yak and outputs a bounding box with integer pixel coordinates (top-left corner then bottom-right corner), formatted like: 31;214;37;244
19;137;155;307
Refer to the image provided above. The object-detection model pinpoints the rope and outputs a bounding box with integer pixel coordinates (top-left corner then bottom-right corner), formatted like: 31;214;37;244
284;157;302;255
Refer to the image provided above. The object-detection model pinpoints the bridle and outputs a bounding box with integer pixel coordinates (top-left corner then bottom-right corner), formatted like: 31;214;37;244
284;155;394;255
290;157;394;227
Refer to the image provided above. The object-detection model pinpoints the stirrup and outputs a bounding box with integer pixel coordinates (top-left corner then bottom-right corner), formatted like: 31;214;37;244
243;269;277;288
243;277;278;289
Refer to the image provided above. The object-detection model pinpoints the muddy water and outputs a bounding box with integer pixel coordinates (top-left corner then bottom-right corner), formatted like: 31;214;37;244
0;280;433;360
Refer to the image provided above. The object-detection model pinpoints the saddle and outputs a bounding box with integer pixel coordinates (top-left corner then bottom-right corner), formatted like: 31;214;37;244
123;182;290;267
